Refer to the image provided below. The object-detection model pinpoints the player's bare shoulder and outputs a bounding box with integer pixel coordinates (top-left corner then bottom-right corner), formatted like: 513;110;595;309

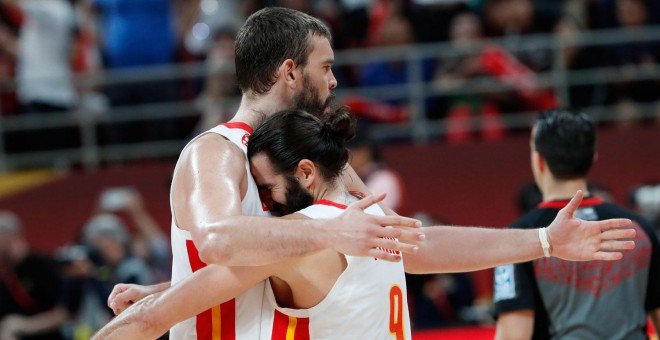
178;133;247;177
171;132;248;206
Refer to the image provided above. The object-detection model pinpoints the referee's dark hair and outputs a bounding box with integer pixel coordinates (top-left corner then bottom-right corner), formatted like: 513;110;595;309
532;108;596;180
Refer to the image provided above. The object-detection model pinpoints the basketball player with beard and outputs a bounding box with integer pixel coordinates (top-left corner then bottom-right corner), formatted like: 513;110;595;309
105;7;424;340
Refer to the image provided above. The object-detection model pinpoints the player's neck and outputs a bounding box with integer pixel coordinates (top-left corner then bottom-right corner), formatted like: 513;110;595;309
314;178;356;206
542;177;589;202
230;93;291;128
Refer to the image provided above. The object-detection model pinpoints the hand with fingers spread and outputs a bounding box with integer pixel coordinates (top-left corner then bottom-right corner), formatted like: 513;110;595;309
107;282;170;315
327;193;424;262
546;190;636;261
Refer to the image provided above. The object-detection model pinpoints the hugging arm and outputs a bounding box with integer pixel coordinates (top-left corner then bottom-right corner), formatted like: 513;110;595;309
94;263;282;340
403;191;635;274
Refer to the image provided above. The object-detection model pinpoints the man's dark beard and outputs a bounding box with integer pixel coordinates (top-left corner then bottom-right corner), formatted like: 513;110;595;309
291;74;336;119
269;174;315;216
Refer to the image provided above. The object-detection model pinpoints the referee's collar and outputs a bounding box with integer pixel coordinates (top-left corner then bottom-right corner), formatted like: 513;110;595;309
537;196;604;209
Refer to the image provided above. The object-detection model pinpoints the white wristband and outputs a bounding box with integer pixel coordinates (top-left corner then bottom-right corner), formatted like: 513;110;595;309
538;227;551;257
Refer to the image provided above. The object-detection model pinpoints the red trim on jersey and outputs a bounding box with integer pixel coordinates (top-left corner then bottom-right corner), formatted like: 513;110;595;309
294;316;310;339
271;310;310;340
220;299;236;339
314;199;348;210
271;309;289;339
186;240;237;339
220;122;254;134
537;196;604;209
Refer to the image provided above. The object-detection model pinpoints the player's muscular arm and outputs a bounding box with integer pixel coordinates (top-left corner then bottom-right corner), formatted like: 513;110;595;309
93;262;287;340
495;311;534;340
403;191;635;273
173;135;422;266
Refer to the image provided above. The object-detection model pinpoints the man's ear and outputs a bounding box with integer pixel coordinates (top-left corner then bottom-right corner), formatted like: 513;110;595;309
296;159;316;189
533;150;546;174
279;59;300;90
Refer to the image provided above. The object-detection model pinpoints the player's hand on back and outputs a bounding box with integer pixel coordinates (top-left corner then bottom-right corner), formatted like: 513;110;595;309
329;193;424;262
546;190;636;261
108;283;160;315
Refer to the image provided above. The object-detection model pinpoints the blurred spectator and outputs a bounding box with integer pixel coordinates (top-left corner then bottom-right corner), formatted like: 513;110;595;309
91;0;175;73
3;0;80;152
83;213;153;287
348;130;407;213
90;0;179;143
408;0;470;43
63;212;154;336
433;11;505;142
553;16;606;109
6;0;77;114
630;183;660;233
355;14;435;122
194;27;240;135
95;187;168;282
181;0;243;55
482;0;559;72
56;188;166;338
335;0;373;49
482;0;559;38
118;189;171;283
588;0;660;29
602;0;660;125
0;211;68;340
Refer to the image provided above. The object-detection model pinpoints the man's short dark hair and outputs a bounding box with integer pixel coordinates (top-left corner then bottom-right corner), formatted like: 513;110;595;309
533;108;596;180
235;7;331;95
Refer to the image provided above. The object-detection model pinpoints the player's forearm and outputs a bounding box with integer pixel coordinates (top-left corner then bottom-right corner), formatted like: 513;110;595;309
404;226;543;273
93;294;169;340
194;216;330;266
96;265;272;340
148;281;171;294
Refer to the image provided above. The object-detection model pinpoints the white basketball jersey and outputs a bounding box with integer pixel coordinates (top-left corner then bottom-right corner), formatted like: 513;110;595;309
259;200;412;340
170;122;270;339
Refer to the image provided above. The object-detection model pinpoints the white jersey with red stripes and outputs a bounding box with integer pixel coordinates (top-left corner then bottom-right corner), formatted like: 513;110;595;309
170;122;271;339
260;200;412;340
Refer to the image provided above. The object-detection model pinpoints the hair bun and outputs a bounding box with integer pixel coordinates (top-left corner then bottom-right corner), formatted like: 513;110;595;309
323;106;356;146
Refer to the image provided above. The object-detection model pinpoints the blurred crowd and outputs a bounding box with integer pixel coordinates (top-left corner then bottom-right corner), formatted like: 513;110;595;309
0;188;169;339
1;0;659;153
